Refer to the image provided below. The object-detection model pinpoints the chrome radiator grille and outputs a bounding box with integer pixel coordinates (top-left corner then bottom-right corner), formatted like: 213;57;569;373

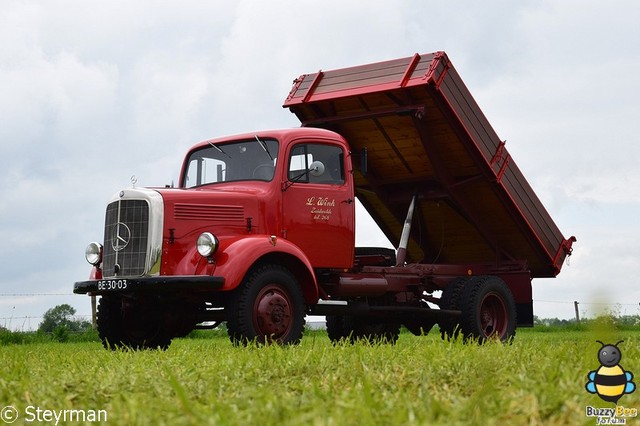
102;199;150;277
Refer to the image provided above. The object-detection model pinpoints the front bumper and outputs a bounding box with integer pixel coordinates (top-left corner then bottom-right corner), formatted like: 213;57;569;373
73;275;225;295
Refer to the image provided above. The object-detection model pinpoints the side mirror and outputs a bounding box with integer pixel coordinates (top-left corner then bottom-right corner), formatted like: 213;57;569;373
309;161;325;177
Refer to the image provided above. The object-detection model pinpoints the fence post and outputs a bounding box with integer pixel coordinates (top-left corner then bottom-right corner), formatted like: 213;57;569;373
91;295;97;329
574;301;580;323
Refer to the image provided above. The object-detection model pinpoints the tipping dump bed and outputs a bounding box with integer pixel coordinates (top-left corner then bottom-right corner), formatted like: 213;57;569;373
283;51;575;278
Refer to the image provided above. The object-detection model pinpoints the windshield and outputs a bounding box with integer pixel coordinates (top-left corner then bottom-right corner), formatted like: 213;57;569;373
183;138;279;188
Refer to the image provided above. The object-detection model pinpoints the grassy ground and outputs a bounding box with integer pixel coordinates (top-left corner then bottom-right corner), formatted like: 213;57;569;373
1;328;640;425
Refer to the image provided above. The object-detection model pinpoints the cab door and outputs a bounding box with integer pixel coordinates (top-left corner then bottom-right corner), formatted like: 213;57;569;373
281;141;355;268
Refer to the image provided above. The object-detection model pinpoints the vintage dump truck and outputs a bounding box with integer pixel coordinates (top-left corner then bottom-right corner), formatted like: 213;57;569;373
74;51;575;349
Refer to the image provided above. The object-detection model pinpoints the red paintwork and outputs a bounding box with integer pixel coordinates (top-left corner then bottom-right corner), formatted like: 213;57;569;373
210;235;318;303
89;266;102;280
148;128;355;302
253;283;295;339
479;291;509;337
174;129;355;270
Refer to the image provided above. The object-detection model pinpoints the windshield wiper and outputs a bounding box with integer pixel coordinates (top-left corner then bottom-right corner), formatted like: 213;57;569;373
255;135;273;161
282;169;313;192
290;169;313;183
209;142;231;158
282;161;325;191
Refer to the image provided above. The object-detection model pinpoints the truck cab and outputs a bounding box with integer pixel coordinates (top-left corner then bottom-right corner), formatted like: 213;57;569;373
75;128;356;348
179;129;355;270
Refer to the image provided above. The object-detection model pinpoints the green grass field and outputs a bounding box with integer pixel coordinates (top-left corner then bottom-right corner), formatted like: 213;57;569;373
1;328;640;425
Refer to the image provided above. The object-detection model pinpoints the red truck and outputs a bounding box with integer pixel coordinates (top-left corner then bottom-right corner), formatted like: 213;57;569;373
74;51;575;349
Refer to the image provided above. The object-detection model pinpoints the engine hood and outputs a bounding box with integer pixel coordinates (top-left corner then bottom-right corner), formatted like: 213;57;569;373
151;183;275;239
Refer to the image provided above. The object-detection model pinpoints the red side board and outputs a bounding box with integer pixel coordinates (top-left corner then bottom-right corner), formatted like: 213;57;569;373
284;52;575;278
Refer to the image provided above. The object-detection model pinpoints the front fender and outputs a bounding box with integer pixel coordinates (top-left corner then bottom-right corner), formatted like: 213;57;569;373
89;266;102;280
214;235;318;301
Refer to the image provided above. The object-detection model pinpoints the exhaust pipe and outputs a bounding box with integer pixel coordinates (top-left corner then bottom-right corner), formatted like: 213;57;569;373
396;195;416;266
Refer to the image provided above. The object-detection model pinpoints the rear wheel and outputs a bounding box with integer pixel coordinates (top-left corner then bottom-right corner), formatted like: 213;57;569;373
227;264;305;345
459;276;516;343
438;277;469;340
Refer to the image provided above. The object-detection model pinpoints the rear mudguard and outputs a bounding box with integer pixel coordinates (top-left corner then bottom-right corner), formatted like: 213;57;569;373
210;235;319;304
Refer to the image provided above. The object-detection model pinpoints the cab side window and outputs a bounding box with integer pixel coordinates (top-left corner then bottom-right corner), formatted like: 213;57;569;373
288;144;345;185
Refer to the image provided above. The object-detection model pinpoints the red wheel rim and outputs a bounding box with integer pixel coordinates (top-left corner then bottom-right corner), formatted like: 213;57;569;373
253;284;293;341
479;291;508;338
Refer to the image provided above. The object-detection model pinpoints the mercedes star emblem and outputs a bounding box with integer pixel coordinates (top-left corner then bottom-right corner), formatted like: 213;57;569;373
112;222;131;252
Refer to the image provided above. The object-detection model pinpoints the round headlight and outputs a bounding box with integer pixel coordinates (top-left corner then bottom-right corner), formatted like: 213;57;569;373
197;232;219;257
85;242;103;266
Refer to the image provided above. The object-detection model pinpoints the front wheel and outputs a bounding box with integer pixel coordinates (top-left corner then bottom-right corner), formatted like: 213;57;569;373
96;296;171;350
227;264;306;345
459;276;516;343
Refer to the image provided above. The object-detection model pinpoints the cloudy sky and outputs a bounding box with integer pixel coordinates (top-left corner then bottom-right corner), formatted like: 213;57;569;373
1;0;639;329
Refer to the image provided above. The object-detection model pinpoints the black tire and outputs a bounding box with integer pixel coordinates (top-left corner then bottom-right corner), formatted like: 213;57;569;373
327;315;400;344
350;317;401;344
438;277;469;340
403;316;435;336
96;296;126;350
326;315;349;343
227;264;306;345
96;296;171;350
459;276;516;343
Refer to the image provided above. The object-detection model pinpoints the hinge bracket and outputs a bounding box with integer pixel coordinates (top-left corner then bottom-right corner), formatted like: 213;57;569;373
490;140;510;183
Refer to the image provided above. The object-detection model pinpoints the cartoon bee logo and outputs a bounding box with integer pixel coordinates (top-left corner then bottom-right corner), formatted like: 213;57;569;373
585;340;636;403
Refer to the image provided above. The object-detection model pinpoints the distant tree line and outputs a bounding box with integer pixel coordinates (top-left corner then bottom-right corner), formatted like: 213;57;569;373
0;304;95;344
534;314;640;329
37;303;93;342
1;304;639;345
